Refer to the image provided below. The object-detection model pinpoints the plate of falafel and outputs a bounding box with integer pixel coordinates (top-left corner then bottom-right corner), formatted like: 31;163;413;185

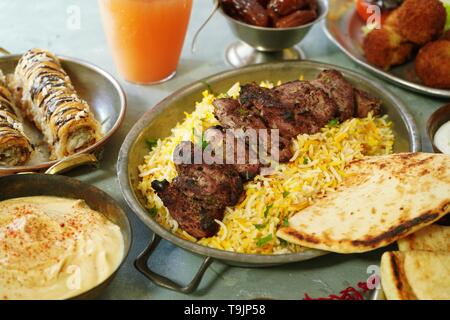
324;0;450;98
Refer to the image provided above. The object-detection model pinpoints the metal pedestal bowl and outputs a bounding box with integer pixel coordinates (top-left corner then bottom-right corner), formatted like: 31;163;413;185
220;0;328;67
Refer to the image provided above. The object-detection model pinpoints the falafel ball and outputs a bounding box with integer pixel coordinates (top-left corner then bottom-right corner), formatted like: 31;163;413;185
363;27;414;70
384;6;402;30
415;39;450;88
397;0;446;45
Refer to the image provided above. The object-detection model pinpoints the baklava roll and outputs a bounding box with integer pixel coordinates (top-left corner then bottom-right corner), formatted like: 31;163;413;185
11;48;102;160
0;71;33;166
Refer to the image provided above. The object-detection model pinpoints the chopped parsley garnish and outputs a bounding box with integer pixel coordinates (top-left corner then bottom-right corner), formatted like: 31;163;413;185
200;80;217;96
254;223;266;230
256;234;273;247
282;191;290;198
201;133;209;150
264;204;273;217
146;138;158;150
202;139;209;150
192;128;209;150
303;157;309;165
237;107;247;116
327;118;339;127
283;217;289;227
147;207;158;217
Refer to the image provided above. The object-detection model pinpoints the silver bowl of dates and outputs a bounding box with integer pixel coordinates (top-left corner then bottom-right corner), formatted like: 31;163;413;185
219;0;329;67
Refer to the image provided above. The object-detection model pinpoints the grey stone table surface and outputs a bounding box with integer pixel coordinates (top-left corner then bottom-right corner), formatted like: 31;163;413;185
1;0;447;300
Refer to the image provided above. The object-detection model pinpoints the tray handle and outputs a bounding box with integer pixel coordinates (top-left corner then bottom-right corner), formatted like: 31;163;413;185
135;233;213;294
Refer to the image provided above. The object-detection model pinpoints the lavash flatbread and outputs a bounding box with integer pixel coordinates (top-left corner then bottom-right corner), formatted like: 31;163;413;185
277;153;450;253
398;224;450;252
381;251;450;300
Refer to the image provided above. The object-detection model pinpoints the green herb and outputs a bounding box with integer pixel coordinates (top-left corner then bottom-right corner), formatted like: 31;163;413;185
282;191;290;198
200;80;217;96
256;234;273;247
192;128;209;151
237;107;247;116
263;204;273;217
443;0;450;31
327;118;339;127
147;207;158;217
279;238;288;246
201;133;209;150
282;217;289;227
146;138;158;150
303;157;309;165
253;223;266;230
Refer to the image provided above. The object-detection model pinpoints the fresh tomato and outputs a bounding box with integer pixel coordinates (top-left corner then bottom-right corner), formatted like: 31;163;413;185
355;0;372;22
355;0;391;25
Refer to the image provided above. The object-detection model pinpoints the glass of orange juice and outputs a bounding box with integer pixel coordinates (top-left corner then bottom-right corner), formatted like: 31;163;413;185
98;0;193;84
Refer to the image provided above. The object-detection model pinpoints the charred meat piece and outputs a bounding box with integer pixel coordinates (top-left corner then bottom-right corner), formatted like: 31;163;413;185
239;82;328;156
174;166;243;208
212;97;274;168
153;141;244;238
354;89;383;118
238;83;303;137
151;179;225;238
274;9;317;28
213;97;267;130
220;0;270;27
174;142;244;206
203;126;262;180
256;100;313;137
273;81;338;131
238;83;299;137
214;90;293;162
239;83;280;110
268;0;310;16
311;70;356;121
217;82;334;159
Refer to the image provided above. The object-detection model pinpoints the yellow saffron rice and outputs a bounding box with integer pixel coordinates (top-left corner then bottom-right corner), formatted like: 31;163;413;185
138;82;395;254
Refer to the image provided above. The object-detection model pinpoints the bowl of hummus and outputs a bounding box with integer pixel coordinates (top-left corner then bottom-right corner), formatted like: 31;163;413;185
0;174;131;300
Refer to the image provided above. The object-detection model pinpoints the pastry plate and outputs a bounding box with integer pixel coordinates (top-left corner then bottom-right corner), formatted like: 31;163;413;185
0;54;126;174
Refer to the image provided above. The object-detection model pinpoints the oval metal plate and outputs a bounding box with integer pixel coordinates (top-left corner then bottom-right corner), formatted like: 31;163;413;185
0;54;126;174
118;60;421;266
323;0;450;98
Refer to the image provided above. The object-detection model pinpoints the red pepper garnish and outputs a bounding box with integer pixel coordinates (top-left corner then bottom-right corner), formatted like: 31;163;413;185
303;281;371;300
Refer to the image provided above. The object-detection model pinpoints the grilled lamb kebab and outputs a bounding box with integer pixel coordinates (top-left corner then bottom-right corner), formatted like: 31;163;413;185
152;142;244;238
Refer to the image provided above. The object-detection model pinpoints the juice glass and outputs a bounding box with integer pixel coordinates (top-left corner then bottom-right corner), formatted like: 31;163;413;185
98;0;193;84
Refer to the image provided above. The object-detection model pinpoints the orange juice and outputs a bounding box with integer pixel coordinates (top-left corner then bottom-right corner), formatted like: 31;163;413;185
99;0;193;84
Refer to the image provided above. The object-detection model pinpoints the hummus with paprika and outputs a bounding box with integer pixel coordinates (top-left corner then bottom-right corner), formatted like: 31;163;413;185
0;196;124;300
